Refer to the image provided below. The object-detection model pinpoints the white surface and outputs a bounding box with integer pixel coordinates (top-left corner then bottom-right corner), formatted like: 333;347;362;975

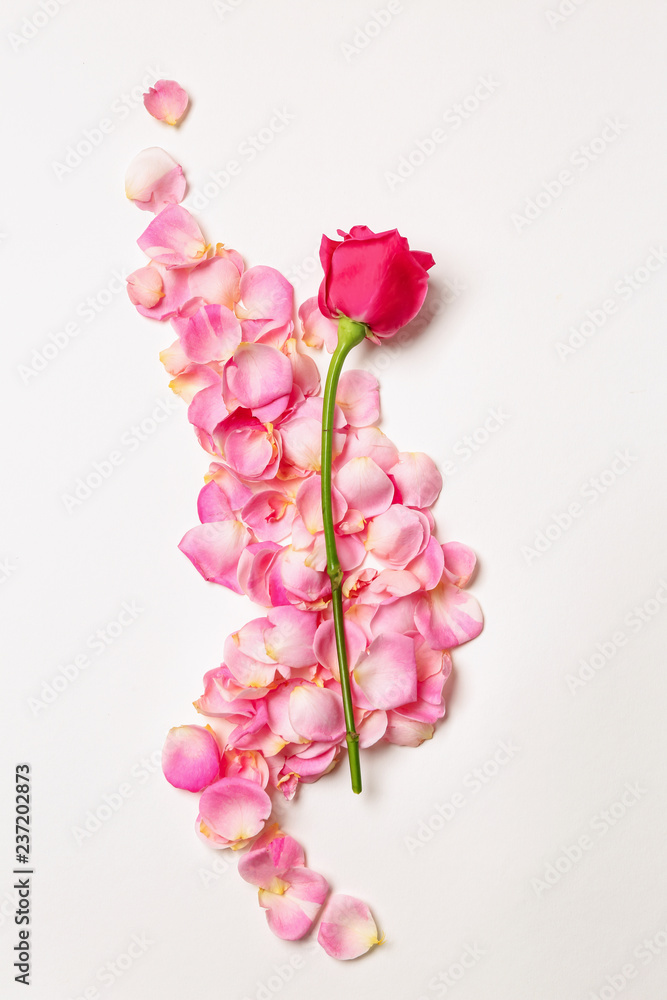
2;1;667;998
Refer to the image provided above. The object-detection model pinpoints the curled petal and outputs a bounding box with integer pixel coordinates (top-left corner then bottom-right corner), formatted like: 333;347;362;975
384;713;434;746
389;451;443;508
198;777;271;847
336;370;380;427
138;204;208;269
317;894;382;960
442;541;477;587
143;79;189;125
125;147;186;212
242;490;297;543
162;725;221;792
298;297;338;352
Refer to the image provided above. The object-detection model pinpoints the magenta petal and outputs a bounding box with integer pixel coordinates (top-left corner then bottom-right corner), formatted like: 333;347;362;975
162;725;221;791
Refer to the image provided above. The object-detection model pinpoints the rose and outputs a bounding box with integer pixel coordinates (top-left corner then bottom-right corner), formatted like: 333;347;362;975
318;225;435;339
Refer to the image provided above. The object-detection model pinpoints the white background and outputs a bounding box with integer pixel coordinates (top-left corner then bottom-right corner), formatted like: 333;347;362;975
2;1;667;998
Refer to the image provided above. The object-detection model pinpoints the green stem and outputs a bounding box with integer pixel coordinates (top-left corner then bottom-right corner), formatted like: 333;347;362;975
321;315;368;795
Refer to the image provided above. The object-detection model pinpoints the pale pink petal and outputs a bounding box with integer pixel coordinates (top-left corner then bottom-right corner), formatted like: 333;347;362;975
339;426;399;472
336;370;380;427
296;475;346;534
298;296;338;352
265;606;318;668
365;505;428;567
368;593;420;636
238;833;306;886
314;618;368;682
335;457;394;519
138;204;208;268
162;725;221;792
126;266;164;308
356;569;421;606
288;682;345;742
260;867;329;940
198;777;271;847
317;894;382;960
442;541;477;587
356;709;388;748
143;79;189;125
188;255;241;309
353;633;418;710
283;337;320;397
125;147;186;212
135;264;193;320
415;581;484;649
383;713;434;746
223;749;269;788
405;536;445;590
389;452;443;508
178;519;250;593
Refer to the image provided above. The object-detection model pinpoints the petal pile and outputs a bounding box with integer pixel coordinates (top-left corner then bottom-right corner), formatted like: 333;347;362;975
129;94;483;961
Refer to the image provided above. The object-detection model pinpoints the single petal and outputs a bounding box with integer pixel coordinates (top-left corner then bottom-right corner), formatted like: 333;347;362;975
298;297;338;352
415;581;484;649
188;255;241;309
365;505;428;567
238;833;306;887
178;519;250;593
176;303;241;363
353;633;418;710
442;541;477;587
260;867;329;941
288;682;345;742
389;451;443;508
336;370;380;427
143;79;189;125
198;777;271;846
339;426;399;472
138;204;208;269
125;147;186;212
314;618;368;682
383;713;434;746
126;266;164;308
223;342;293;420
317;894;382;960
335;456;394;519
296;475;346;534
236;266;294;338
162;725;221;791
